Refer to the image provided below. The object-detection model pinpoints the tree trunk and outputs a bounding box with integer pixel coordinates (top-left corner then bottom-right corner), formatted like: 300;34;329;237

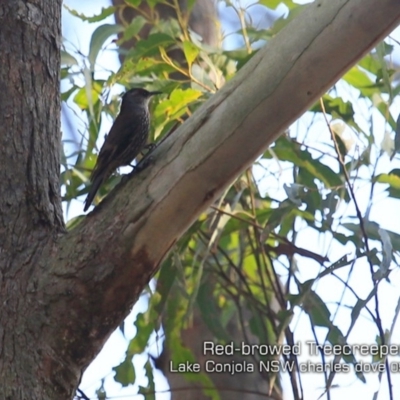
0;1;66;398
0;0;399;399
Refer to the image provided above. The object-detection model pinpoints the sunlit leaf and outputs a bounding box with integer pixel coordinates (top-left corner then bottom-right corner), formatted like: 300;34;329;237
127;33;175;60
73;82;102;110
343;65;378;98
183;40;199;65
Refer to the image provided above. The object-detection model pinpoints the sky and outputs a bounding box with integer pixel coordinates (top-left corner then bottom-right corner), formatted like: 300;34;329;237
62;1;400;400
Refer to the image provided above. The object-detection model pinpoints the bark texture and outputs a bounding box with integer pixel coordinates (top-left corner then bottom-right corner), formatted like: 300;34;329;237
0;0;399;399
0;1;65;399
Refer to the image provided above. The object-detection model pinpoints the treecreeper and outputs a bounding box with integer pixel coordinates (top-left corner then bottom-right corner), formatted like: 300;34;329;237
83;88;161;211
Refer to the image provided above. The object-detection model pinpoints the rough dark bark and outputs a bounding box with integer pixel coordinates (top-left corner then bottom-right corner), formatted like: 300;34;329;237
0;0;400;399
0;1;65;399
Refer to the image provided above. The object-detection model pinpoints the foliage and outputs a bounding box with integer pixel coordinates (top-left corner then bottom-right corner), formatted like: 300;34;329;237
62;1;400;399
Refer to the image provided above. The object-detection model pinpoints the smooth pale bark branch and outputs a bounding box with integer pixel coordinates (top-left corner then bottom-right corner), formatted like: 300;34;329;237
1;0;400;398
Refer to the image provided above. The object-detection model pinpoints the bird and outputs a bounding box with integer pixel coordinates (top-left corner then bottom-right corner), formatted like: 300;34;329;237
83;88;161;211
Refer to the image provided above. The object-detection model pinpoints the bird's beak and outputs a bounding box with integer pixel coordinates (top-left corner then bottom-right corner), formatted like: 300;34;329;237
149;91;162;96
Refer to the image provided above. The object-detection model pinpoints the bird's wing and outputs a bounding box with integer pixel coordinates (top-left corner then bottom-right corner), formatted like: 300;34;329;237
90;112;139;179
103;111;142;149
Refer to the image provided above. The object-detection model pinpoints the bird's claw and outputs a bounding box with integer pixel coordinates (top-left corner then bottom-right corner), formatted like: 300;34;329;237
140;143;157;156
137;155;155;171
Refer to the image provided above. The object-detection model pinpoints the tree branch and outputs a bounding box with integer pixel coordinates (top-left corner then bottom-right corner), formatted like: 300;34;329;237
46;0;400;392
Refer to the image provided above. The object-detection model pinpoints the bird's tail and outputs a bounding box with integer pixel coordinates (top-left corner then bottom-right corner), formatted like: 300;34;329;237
83;174;104;212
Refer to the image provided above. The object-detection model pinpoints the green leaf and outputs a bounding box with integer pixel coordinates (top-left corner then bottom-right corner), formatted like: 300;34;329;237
64;5;116;23
125;0;142;6
376;42;394;99
393;114;400;160
302;287;331;328
343;65;378;98
197;284;230;342
311;94;363;133
268;137;344;189
249;311;276;346
245;27;272;43
183;41;199;66
154;258;177;316
73;82;101;110
358;53;382;77
343;221;400;253
375;169;400;191
114;58;176;84
61;50;78;66
312;95;354;120
154;88;202;120
120;16;147;43
88;24;123;70
61;86;77;102
113;358;135;386
168;342;220;400
258;0;295;9
127;313;155;355
147;0;166;9
127;33;175;61
138;360;155;400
